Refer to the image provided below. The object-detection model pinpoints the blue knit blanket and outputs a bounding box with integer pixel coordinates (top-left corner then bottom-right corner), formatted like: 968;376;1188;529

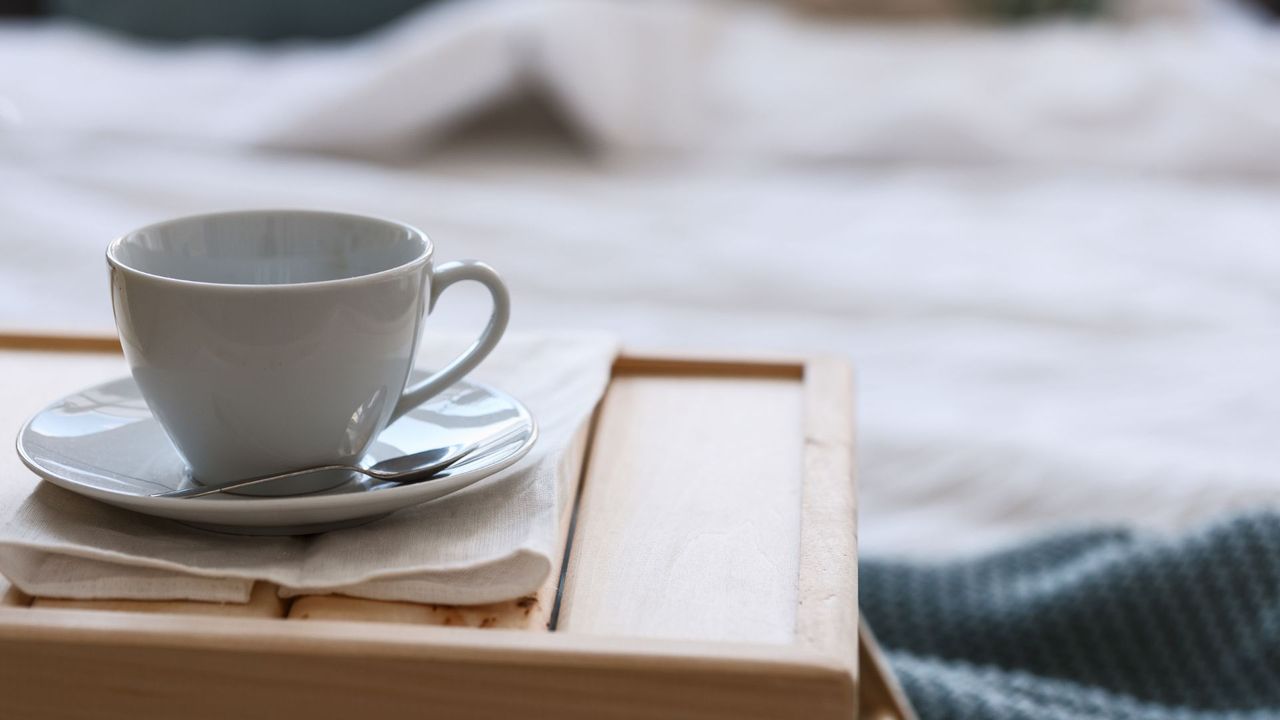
861;512;1280;719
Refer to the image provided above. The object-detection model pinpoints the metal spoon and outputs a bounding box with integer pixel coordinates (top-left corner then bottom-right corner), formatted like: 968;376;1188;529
153;423;531;499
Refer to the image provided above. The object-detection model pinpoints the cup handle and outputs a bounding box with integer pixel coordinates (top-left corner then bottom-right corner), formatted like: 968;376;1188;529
391;259;510;420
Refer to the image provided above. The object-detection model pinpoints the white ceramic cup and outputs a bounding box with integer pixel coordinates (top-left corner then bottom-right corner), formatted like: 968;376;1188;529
107;209;510;488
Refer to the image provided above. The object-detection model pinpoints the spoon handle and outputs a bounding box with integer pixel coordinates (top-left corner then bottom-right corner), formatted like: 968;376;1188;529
153;463;356;499
153;422;532;500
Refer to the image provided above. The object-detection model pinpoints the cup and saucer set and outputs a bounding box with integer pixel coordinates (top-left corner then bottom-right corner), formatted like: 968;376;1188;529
16;210;537;535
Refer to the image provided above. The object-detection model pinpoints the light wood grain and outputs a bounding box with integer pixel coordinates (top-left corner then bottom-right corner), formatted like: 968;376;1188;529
557;375;804;644
31;582;286;618
795;358;859;672
0;333;120;354
0;607;853;720
859;619;918;720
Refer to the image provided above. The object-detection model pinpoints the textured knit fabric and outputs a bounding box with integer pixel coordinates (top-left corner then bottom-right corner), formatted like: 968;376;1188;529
861;512;1280;720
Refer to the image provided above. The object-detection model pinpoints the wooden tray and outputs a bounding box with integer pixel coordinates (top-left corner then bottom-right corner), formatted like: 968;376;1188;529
0;333;913;720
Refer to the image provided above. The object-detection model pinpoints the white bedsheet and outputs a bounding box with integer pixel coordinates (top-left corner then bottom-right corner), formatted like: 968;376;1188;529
2;0;1278;557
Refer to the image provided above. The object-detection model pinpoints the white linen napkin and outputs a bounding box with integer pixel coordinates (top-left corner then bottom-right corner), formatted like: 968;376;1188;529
0;332;617;604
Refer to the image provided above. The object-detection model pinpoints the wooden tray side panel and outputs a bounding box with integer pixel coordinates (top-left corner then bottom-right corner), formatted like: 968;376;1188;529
0;612;854;720
795;359;859;671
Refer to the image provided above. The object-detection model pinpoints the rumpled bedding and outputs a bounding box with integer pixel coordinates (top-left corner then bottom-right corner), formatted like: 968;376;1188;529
2;1;1280;713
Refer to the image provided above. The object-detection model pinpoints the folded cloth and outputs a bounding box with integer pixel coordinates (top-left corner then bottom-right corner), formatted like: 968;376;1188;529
861;511;1280;720
0;332;617;604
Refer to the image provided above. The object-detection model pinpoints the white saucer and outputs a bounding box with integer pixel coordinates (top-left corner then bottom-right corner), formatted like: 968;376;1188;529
16;372;537;535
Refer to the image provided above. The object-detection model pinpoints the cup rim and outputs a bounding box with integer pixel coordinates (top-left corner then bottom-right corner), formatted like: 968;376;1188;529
106;209;434;291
